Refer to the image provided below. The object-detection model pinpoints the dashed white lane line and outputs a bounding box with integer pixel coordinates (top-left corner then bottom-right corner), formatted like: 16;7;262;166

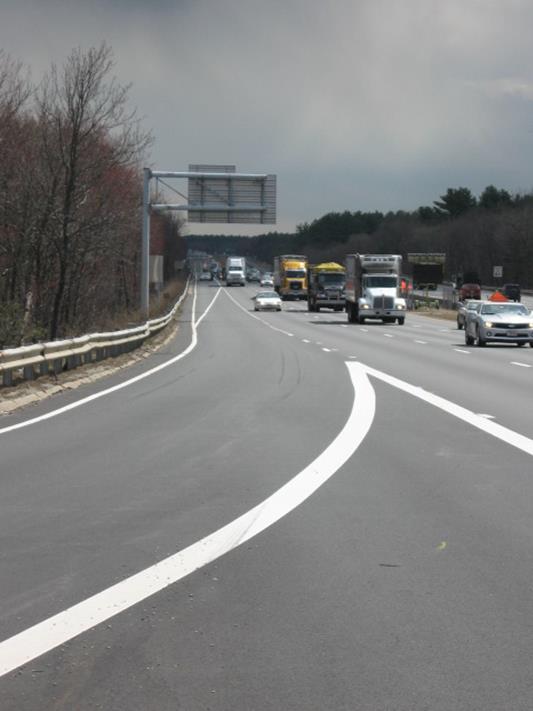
341;325;348;328
348;355;358;359
414;340;427;344
302;339;311;343
322;348;331;352
454;349;470;354
384;333;394;338
511;362;532;368
361;328;369;332
0;362;376;677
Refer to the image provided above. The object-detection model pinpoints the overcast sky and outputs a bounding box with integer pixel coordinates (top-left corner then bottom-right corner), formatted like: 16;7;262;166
2;0;533;235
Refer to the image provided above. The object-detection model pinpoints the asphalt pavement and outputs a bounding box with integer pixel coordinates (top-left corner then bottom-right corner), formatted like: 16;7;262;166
1;281;533;710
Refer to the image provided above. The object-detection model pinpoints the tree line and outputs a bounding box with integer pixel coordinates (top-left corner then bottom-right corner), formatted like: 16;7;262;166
0;44;184;349
188;185;533;287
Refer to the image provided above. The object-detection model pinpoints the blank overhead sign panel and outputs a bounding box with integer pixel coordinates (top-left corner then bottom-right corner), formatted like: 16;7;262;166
187;164;276;224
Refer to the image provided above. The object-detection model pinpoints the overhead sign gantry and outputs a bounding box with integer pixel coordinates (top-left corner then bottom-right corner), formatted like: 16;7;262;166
141;164;276;316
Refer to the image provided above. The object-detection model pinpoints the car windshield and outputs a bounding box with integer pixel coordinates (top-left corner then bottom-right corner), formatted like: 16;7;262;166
466;302;480;310
285;270;306;278
257;291;277;299
318;274;345;285
365;276;397;288
480;304;529;316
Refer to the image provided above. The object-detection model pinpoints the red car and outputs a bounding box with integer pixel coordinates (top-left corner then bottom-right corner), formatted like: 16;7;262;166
459;283;481;300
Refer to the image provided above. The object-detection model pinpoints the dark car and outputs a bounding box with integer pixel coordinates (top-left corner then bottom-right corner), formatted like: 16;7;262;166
502;283;521;302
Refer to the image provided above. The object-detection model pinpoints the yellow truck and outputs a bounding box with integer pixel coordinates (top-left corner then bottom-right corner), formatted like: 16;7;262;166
273;254;308;300
307;262;346;312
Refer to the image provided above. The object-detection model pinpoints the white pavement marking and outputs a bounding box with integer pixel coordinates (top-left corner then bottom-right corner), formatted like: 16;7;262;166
454;349;470;354
322;348;331;352
0;281;221;436
384;333;394;338
341;325;348;328
478;414;495;419
0;363;376;676
349;355;358;359
511;362;532;368
414;340;427;344
361;329;368;332
302;339;310;343
363;364;533;457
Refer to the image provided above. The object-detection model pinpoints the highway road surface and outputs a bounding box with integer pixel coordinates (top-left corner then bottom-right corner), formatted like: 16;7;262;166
1;280;533;710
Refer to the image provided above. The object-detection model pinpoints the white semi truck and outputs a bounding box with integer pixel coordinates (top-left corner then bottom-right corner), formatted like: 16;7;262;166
225;256;246;286
345;254;407;324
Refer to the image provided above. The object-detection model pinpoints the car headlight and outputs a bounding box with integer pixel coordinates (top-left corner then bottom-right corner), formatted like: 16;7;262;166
361;303;370;309
483;321;493;328
396;304;405;310
529;322;533;328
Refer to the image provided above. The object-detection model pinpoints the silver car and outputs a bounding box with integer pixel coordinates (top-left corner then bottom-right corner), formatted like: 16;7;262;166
456;299;481;329
465;301;533;347
252;290;282;312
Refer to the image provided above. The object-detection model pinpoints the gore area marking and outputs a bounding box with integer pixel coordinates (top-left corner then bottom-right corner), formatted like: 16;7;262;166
0;362;375;676
363;364;533;457
0;281;221;435
478;414;495;419
511;362;531;368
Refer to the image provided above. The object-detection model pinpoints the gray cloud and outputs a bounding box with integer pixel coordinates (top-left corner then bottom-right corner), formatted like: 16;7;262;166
2;0;533;234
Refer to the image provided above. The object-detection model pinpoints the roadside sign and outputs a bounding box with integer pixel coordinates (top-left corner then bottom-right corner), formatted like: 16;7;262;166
493;265;503;278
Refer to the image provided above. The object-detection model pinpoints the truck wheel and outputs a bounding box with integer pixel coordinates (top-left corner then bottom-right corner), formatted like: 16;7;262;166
308;302;316;312
398;317;405;325
347;303;357;324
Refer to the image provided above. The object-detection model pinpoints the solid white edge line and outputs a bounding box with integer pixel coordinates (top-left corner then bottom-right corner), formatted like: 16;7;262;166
0;282;222;435
0;362;376;676
363;364;533;457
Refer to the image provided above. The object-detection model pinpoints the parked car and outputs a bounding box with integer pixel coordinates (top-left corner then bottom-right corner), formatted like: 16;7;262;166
464;301;533;347
459;283;481;300
456;299;482;329
502;283;521;302
252;290;282;312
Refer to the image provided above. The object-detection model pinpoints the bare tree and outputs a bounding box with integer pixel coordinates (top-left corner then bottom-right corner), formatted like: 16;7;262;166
35;43;152;338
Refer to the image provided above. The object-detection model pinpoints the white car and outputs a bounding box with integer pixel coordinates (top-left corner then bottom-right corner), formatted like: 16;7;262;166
465;301;533;347
253;290;282;312
260;275;274;287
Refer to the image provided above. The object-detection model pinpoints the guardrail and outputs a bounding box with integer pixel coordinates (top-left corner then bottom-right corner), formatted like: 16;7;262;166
0;276;191;388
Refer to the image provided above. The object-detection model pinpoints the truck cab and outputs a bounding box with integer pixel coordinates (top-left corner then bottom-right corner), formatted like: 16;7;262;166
345;254;407;324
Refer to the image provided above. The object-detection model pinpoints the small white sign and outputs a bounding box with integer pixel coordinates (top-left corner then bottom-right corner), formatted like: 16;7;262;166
493;265;503;278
